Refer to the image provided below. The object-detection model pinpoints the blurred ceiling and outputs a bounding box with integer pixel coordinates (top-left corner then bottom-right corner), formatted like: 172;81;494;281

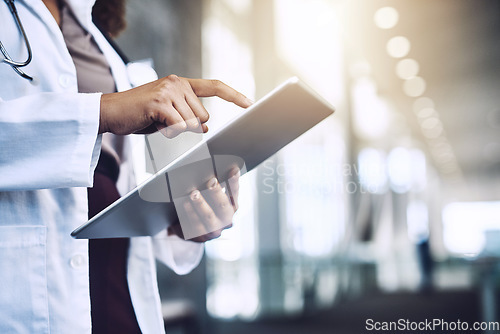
343;0;500;200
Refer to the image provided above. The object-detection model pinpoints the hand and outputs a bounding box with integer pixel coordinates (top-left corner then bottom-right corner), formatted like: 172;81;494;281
167;168;240;242
99;75;252;137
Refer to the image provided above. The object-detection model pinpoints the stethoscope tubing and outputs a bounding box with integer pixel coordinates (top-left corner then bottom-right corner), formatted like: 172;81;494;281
0;0;132;82
1;0;34;80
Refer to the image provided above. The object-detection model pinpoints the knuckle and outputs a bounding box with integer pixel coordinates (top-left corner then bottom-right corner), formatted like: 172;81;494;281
146;110;157;123
210;79;222;89
231;91;240;102
167;74;180;82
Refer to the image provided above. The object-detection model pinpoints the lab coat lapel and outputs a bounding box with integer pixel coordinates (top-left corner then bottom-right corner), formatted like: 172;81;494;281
17;0;68;53
66;0;96;30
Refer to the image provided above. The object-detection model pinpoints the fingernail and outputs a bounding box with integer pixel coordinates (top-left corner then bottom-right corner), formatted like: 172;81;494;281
208;177;218;189
244;98;254;107
165;127;175;138
158;127;168;137
190;190;200;201
230;167;240;178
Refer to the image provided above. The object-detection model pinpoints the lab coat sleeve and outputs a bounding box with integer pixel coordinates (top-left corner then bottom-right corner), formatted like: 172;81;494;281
152;233;204;275
0;92;102;191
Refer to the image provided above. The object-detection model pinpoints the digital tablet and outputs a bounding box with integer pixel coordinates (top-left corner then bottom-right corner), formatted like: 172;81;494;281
71;77;335;239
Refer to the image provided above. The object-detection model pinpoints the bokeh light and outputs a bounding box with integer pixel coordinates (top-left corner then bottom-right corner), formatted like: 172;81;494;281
396;58;419;79
403;76;426;97
386;36;411;58
374;7;399;29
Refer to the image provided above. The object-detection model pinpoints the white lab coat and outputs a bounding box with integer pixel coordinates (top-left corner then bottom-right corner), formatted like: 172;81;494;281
0;0;204;333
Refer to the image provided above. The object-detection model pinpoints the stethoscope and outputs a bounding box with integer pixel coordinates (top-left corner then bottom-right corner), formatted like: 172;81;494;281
1;0;158;86
1;0;34;81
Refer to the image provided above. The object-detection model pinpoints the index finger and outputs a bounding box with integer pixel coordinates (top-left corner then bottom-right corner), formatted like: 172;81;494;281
185;78;253;108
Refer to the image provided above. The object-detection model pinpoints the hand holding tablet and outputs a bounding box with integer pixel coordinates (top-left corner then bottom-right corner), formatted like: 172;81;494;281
71;77;335;239
167;167;240;242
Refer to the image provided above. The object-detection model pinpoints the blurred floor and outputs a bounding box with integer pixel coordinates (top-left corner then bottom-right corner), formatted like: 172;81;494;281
209;290;480;334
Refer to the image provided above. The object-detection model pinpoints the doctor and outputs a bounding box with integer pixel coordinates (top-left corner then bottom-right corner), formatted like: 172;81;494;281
0;0;250;333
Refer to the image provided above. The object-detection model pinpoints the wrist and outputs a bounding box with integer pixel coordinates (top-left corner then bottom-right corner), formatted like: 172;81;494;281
99;93;114;134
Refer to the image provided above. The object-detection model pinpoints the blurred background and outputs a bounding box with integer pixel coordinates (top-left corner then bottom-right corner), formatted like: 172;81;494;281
117;0;500;333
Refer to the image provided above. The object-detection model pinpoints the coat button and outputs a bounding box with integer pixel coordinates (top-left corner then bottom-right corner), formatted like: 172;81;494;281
70;254;87;269
58;74;74;88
